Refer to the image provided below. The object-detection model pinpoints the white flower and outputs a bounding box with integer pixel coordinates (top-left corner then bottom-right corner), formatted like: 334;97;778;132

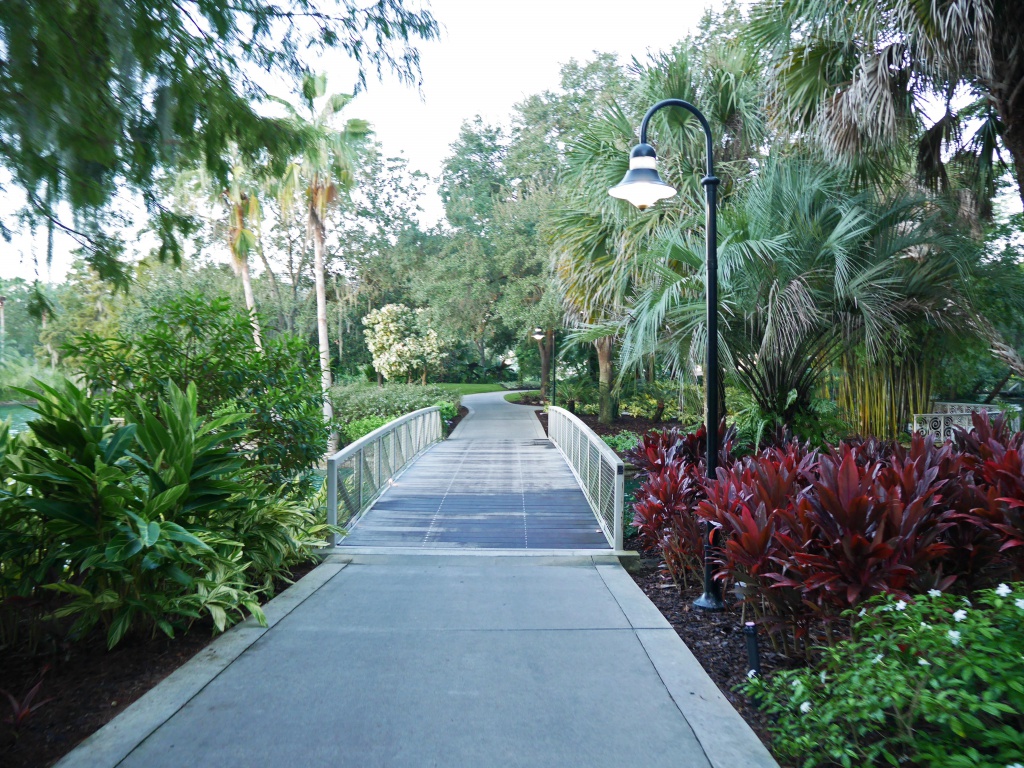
996;583;1012;597
920;622;930;629
790;679;800;688
895;600;907;611
747;669;757;679
948;630;961;646
800;701;812;714
928;589;942;597
820;671;827;684
918;658;930;666
1005;763;1024;768
872;654;884;664
1016;599;1024;611
858;608;867;617
953;609;967;622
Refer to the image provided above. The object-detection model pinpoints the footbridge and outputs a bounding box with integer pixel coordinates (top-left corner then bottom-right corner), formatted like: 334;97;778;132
327;391;625;551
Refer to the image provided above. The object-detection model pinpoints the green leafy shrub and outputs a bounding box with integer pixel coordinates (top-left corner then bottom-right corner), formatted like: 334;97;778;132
434;400;458;421
602;430;641;454
72;291;324;484
340;416;389;444
744;588;1024;768
331;382;459;423
0;380;331;650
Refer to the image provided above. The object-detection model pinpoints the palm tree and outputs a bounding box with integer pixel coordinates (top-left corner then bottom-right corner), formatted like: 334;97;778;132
552;34;768;424
276;75;370;453
223;166;263;351
616;157;1017;438
750;0;1024;211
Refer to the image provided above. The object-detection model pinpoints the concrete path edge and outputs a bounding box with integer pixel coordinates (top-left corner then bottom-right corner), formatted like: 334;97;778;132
595;563;778;768
53;560;347;768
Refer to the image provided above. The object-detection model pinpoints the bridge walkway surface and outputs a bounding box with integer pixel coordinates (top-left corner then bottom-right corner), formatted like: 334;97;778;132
56;392;778;768
339;391;608;549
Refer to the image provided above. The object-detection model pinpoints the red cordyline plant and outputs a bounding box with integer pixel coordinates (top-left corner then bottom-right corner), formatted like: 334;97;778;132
627;414;1024;659
954;412;1024;575
628;422;737;587
694;443;817;650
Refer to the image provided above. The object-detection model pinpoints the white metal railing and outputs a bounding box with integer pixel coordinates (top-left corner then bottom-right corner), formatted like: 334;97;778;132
325;406;442;546
547;406;625;550
913;401;1022;443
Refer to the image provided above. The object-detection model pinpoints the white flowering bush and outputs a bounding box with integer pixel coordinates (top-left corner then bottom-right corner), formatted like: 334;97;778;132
743;586;1024;768
363;304;447;382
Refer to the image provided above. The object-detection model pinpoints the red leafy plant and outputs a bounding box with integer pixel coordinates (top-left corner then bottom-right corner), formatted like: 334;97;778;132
1;666;53;737
628;422;737;588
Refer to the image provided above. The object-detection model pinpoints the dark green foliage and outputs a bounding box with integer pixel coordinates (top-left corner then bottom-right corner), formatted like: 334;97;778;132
0;380;330;649
744;589;1024;768
72;290;325;483
331;382;459;423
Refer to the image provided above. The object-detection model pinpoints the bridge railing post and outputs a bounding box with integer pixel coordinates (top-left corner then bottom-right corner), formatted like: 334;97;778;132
326;455;339;547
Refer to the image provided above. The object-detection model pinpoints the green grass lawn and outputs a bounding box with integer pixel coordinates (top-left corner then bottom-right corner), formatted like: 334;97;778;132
504;390;541;404
437;383;508;395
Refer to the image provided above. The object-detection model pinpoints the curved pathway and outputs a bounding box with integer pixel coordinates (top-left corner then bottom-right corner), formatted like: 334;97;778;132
339;391;608;549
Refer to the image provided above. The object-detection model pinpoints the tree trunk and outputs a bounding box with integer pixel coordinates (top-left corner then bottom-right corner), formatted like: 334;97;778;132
311;208;336;455
255;240;285;330
991;3;1024;211
238;255;263;352
596;336;615;425
537;337;551;399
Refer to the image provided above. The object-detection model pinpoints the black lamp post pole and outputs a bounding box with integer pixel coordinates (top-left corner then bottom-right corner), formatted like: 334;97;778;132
551;329;557;409
637;99;723;610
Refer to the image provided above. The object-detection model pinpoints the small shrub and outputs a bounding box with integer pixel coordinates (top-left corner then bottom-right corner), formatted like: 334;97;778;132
331;382;458;424
340;416;389;444
743;587;1024;768
602;430;641;454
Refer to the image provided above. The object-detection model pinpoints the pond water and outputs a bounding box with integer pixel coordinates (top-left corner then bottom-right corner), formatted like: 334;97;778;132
0;404;34;434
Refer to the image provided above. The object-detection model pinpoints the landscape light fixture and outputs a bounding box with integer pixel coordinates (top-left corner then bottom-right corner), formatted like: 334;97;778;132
610;99;723;611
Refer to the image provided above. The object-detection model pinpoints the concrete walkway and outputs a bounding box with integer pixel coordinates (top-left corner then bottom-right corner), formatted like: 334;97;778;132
341;392;607;549
56;393;778;768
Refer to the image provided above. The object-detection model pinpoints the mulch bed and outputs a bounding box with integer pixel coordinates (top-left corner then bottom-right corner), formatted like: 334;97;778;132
0;560;318;768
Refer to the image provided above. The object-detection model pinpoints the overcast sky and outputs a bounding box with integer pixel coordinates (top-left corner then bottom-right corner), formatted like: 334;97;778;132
3;0;722;283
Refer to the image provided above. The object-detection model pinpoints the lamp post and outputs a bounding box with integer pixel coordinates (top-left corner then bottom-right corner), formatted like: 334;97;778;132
609;99;723;611
532;327;556;407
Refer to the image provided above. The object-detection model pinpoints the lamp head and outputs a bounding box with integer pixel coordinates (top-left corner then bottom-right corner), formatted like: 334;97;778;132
531;327;545;340
608;143;677;210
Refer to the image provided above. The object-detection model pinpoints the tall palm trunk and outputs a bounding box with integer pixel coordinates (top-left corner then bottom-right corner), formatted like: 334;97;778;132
596;336;615;425
310;202;337;454
238;256;263;352
229;195;263;351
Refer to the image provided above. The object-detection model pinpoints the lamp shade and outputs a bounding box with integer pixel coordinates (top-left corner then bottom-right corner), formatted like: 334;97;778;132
608;143;677;210
531;327;545;340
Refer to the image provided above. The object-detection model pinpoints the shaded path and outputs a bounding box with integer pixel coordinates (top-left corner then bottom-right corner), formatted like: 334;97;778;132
339;392;608;549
